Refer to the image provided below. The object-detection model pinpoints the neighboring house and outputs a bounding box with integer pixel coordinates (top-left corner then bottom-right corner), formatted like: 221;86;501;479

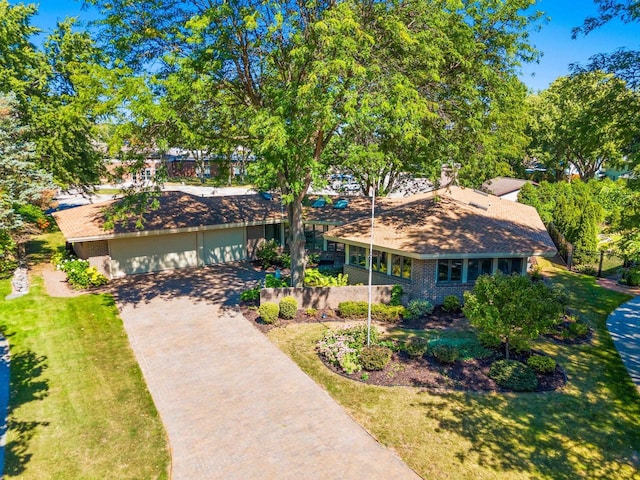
481;177;536;202
52;187;556;304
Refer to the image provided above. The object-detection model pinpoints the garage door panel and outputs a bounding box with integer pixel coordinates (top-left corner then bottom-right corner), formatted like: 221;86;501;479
203;228;245;264
110;233;198;277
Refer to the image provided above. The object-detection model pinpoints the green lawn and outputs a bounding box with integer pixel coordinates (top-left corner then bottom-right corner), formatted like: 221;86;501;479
1;236;169;478
268;259;640;479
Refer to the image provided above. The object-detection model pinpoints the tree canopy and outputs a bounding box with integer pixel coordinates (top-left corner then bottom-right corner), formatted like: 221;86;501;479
87;0;542;285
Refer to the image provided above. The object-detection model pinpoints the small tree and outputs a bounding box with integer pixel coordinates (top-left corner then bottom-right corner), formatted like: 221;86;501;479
463;272;565;360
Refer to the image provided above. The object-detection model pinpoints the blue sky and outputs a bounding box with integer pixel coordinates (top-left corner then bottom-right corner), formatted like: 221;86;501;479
12;0;640;92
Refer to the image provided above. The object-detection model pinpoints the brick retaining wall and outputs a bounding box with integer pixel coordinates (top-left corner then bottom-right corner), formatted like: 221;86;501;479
260;284;395;309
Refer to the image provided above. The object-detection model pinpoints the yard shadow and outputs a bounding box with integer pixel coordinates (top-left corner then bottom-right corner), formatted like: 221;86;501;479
3;348;50;477
108;261;265;309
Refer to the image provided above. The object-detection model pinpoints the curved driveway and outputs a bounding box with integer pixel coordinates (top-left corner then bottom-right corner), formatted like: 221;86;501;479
112;263;420;479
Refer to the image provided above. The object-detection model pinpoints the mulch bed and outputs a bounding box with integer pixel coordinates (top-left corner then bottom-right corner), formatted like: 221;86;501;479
240;303;567;393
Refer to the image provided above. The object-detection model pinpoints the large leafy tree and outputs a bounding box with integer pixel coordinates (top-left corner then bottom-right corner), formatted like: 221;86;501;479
527;72;639;181
88;0;542;286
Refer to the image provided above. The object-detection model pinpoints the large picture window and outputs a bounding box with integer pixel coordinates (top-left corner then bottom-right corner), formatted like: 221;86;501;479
391;255;411;279
497;258;524;275
349;246;367;268
438;259;462;283
467;258;493;282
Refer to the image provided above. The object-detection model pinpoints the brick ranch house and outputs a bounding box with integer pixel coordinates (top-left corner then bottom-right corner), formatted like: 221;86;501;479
52;186;556;304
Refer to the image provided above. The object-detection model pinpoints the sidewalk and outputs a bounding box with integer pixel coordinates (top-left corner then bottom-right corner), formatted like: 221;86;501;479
606;296;640;390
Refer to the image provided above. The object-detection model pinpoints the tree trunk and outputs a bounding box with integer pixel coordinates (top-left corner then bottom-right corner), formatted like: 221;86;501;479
287;199;307;287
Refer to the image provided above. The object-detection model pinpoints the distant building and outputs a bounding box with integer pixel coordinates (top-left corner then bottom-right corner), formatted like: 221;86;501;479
482;177;536;202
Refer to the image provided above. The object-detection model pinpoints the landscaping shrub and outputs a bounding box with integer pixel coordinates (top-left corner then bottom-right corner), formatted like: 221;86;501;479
0;232;17;278
568;321;589;337
527;355;556;374
510;338;531;354
371;304;405;322
256;239;280;267
240;286;260;302
305;308;318;317
404;299;434;319
442;295;461;313
489;359;538;391
279;253;291;268
389;284;404;306
317;325;379;374
403;338;429;359
264;274;288;288
338;301;368;318
304;268;348;287
258;302;279;324
622;266;640;286
57;256;108;289
360;345;392;371
279;296;298;319
431;344;459;363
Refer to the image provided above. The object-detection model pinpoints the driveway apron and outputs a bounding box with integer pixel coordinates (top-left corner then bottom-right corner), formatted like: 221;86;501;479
607;296;640;389
113;264;420;479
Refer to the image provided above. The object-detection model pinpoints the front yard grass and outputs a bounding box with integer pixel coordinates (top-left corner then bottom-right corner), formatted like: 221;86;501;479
0;238;169;478
268;259;640;479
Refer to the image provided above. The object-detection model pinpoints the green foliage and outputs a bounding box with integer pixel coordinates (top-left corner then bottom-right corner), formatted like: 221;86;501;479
527;355;556;374
0;232;17;278
359;345;392;371
278;296;298;319
240;286;260;302
256;240;280;268
478;332;502;349
337;301;404;322
304;268;348;287
57;257;108;289
279;253;291;269
622;266;640;286
568;321;590;338
258;302;279;325
404;299;434;320
403;338;429;359
264;274;289;288
489;360;539;392
316;325;379;374
389;285;404;306
463;272;565;360
431;344;459;364
305;308;318;317
442;295;461;313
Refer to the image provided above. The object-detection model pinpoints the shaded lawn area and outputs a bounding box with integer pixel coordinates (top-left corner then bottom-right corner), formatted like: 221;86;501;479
268;259;640;479
0;241;169;478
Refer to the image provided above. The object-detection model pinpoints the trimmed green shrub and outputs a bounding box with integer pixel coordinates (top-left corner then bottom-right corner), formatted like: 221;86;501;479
568;321;589;337
256;239;279;267
258;302;279;324
371;304;405;322
304;268;348;286
403;338;429;359
478;332;502;349
389;285;404;306
279;296;298;319
338;301;368;318
360;345;392;371
489;360;538;391
240;286;260;302
527;355;556;374
265;274;288;288
432;344;459;363
442;295;461;313
404;299;434;319
305;308;318;317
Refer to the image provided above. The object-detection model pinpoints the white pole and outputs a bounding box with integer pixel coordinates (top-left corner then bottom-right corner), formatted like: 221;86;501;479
367;185;376;346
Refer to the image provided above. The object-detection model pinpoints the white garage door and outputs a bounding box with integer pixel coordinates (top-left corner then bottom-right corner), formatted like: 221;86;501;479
203;228;245;264
110;232;198;277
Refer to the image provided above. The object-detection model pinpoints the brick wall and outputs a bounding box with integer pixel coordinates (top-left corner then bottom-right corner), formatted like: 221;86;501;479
260;284;395;309
73;241;111;278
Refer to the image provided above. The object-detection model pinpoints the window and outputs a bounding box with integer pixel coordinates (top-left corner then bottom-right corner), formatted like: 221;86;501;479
391;254;411;279
467;259;493;282
326;241;344;253
265;223;282;246
304;224;325;250
371;250;388;273
349;246;367;268
438;259;462;283
497;258;524;275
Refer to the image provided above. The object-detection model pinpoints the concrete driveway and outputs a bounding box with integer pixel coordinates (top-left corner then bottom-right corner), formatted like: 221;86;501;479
111;263;420;479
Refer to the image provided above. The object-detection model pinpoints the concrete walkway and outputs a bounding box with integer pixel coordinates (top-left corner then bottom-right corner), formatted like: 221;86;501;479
112;264;420;479
607;296;640;390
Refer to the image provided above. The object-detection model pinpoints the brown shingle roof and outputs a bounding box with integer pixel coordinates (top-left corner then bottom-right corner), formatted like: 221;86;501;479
324;187;556;257
52;192;284;241
481;177;534;197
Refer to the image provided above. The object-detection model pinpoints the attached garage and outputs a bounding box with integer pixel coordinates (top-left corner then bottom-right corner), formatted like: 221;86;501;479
110;232;198;277
203;227;246;264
